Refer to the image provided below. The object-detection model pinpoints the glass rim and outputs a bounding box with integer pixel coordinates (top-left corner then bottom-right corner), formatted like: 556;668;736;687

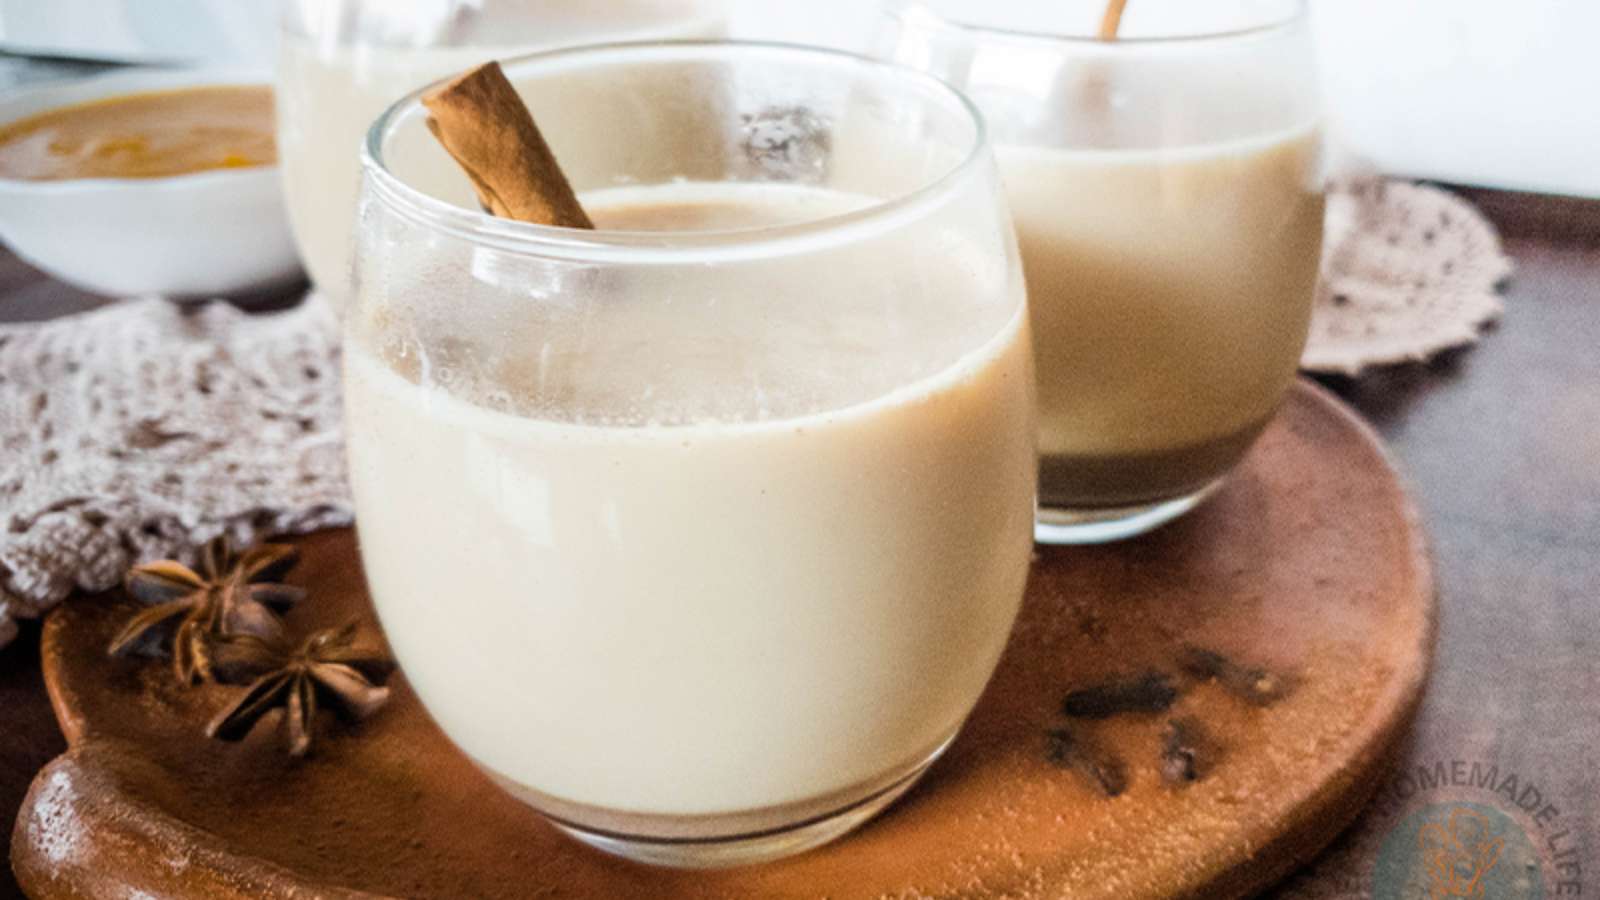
882;0;1308;48
361;39;992;264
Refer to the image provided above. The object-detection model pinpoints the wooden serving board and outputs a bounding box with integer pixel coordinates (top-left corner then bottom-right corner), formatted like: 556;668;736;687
11;380;1435;899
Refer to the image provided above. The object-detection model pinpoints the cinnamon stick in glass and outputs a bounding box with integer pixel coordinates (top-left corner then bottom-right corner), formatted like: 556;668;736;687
421;61;593;229
1099;0;1129;40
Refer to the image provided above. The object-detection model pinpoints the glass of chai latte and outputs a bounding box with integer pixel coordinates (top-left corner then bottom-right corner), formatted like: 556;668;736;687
345;43;1036;866
277;0;726;313
880;0;1326;542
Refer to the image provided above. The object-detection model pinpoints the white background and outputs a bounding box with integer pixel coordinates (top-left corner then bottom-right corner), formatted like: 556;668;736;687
2;0;1596;196
729;0;1600;198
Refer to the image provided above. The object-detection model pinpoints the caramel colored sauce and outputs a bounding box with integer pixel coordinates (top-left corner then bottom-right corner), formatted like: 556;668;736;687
0;85;275;180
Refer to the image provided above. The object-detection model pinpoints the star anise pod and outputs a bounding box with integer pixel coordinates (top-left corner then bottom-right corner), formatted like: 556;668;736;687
205;623;395;757
107;536;303;684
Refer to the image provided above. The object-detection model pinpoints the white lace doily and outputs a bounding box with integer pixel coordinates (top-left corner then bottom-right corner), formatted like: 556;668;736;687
0;296;349;648
1304;179;1514;375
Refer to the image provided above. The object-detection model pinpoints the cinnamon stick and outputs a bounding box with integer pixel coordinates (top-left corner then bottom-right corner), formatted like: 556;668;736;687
421;61;593;229
1098;0;1129;40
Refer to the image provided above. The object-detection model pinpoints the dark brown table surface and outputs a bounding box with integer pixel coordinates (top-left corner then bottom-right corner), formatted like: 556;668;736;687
1;186;1596;898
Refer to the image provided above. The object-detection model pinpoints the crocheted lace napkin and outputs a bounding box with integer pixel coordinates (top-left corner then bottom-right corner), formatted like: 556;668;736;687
1306;178;1512;375
0;296;348;647
0;180;1509;649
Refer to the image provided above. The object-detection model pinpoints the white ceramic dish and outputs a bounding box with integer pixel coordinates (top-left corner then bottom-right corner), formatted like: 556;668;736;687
0;67;302;299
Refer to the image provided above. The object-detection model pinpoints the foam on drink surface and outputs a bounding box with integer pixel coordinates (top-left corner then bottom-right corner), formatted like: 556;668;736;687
363;181;1017;428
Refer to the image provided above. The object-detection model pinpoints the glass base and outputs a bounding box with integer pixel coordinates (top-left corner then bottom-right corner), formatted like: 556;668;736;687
1035;478;1223;545
529;734;954;869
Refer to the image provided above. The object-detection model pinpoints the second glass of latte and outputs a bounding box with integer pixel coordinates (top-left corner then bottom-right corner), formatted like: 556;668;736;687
880;0;1326;542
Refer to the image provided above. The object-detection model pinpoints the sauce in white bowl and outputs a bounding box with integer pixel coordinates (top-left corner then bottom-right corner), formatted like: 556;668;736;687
0;68;302;300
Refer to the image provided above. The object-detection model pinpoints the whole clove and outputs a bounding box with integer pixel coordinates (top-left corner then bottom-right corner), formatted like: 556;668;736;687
1178;645;1288;706
1046;727;1128;798
1062;671;1178;719
1159;716;1217;786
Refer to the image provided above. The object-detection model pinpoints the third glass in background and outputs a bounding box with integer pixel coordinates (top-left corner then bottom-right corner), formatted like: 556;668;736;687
277;0;727;312
879;0;1326;543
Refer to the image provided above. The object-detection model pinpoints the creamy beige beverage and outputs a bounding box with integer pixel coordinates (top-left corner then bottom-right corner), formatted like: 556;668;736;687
1001;125;1324;506
277;0;723;307
345;182;1035;816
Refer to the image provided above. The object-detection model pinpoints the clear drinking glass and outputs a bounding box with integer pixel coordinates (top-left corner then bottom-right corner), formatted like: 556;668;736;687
346;42;1036;867
277;0;726;312
879;0;1325;543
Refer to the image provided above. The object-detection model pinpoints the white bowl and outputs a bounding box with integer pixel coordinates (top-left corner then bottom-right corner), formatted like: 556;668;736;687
0;67;302;299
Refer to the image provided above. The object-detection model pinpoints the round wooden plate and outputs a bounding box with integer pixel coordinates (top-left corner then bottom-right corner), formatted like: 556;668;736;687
11;379;1434;899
